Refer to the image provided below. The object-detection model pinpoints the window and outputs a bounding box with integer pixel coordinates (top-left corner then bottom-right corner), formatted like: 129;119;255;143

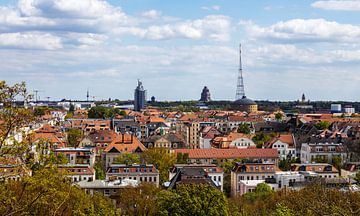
104;190;110;196
154;177;157;182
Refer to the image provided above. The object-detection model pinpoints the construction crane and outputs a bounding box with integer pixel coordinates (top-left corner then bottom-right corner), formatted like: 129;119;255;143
33;90;44;103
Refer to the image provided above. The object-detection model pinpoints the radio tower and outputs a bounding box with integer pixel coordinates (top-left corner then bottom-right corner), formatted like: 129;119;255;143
235;44;245;100
86;89;89;102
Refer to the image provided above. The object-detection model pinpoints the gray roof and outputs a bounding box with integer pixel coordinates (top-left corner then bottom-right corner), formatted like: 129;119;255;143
233;96;257;105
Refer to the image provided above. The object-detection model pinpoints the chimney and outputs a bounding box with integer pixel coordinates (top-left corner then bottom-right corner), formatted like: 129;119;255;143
122;133;124;143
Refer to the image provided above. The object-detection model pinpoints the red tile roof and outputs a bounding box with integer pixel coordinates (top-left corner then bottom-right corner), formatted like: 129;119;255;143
174;148;278;159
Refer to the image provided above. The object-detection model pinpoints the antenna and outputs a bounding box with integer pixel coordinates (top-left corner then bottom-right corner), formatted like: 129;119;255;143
86;88;89;102
235;44;245;100
46;96;50;102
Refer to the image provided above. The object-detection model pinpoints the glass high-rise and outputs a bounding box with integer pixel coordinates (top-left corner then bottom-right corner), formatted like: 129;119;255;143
134;80;146;111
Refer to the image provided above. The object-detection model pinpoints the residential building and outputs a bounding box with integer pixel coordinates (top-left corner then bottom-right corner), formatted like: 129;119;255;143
167;167;220;190
106;164;159;186
54;147;96;166
59;164;95;182
174;148;279;165
169;164;224;191
300;142;347;164
199;126;221;149
143;133;187;149
103;133;146;168
231;162;279;196
212;132;255;149
265;134;296;160
291;163;339;179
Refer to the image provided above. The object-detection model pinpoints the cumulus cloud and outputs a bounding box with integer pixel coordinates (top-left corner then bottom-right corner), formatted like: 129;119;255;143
0;32;62;49
114;15;231;41
141;10;162;19
311;0;360;11
241;19;360;43
201;5;221;11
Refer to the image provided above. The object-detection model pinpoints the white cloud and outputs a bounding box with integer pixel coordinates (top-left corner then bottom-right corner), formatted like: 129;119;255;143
311;0;360;11
114;15;231;41
0;32;62;49
201;5;221;11
241;19;360;43
141;10;162;19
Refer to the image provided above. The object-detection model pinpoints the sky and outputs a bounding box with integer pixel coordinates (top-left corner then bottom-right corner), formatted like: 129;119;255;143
1;0;360;101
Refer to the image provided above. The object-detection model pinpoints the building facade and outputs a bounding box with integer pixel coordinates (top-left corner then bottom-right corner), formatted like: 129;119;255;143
134;80;146;111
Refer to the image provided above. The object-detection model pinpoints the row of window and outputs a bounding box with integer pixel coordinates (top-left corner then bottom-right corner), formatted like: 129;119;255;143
115;176;157;182
238;175;274;181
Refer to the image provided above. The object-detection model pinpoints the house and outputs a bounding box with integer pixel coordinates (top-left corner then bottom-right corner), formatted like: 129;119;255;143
79;130;117;154
291;163;339;179
167;167;220;190
265;134;296;160
230;162;279;197
106;164;159;186
59;164;95;182
199;126;221;149
76;179;138;206
103;133;146;168
143;133;187;149
212;132;255;149
169;164;224;191
111;119;141;138
54;147;96;166
0;158;31;182
174;148;279;165
300;142;347;164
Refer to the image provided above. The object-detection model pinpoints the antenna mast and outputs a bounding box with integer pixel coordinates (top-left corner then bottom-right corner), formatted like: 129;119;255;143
235;44;245;100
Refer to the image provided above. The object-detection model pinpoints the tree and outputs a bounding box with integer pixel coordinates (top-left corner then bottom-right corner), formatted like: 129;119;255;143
67;128;83;147
0;81;34;157
113;153;140;165
332;155;342;173
314;121;331;130
33;106;48;116
355;171;360;184
69;103;75;113
252;132;276;148
278;159;290;171
237;123;251;134
142;148;176;183
94;160;106;180
275;112;284;121
157;184;229;216
176;152;189;164
117;183;161;216
0;168;117;215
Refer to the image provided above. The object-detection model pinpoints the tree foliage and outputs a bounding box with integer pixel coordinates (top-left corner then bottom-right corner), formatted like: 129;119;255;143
141;148;176;183
113;152;140;165
87;107;126;119
237;124;251;134
158;184;229;216
67;128;83;147
0;168;117;215
314;121;331;130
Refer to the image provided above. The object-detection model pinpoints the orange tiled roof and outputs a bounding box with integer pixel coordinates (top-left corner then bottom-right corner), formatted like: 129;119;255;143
104;133;146;153
174;148;278;159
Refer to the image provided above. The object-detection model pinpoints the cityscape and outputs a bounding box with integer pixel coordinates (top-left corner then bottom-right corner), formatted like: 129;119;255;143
1;0;360;216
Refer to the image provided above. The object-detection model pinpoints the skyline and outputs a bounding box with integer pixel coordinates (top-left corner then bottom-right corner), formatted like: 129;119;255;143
1;0;360;101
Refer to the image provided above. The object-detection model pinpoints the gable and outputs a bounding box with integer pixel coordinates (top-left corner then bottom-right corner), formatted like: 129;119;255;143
108;147;120;153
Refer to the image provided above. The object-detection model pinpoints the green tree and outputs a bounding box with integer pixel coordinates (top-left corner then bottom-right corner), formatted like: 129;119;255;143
117;183;161;216
252;132;276;148
69;103;75;113
34;106;48;116
0;168;117;215
314;121;331;130
94;160;106;180
332;155;342;173
67;128;83;147
278;159;290;171
113;153;140;165
272;203;295;216
142;148;176;183
176;152;189;164
237;123;251;134
355;171;360;184
158;184;229;216
275;112;284;121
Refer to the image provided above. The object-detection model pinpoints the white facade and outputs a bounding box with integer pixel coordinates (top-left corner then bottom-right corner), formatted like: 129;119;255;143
331;104;342;113
300;143;347;164
229;137;256;148
272;140;296;160
344;107;355;114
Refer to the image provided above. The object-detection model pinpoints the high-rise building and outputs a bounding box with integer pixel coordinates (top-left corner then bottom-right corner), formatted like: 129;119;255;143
199;86;211;102
134;80;146;111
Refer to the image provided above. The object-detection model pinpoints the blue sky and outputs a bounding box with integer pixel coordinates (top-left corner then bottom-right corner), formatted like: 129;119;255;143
1;0;360;101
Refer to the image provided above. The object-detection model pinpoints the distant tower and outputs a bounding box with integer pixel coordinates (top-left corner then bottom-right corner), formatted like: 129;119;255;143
151;96;156;103
134;80;147;111
301;93;306;103
199;86;211;102
86;89;89;102
235;44;245;100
